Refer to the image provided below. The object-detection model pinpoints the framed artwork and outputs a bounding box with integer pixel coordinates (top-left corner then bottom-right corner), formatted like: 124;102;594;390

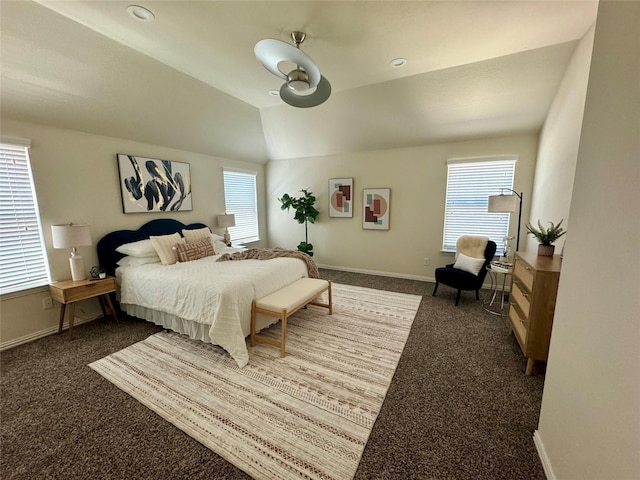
117;154;192;213
328;178;353;217
363;188;390;230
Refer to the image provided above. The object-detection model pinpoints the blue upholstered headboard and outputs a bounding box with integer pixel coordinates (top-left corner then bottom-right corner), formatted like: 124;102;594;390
96;219;208;276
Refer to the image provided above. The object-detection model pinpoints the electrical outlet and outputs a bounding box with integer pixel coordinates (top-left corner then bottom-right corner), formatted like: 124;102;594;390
42;296;53;310
423;258;430;266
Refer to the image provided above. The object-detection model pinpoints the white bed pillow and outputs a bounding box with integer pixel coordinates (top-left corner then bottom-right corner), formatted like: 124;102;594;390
453;252;485;276
117;255;161;267
150;232;185;265
210;233;228;251
115;239;157;258
182;227;211;244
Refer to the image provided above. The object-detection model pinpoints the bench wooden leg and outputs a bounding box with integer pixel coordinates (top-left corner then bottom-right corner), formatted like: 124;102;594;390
281;310;287;357
251;300;259;347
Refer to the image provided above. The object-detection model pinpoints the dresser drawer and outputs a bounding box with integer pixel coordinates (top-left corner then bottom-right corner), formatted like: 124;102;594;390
508;304;527;350
511;280;531;317
50;277;116;304
513;258;535;291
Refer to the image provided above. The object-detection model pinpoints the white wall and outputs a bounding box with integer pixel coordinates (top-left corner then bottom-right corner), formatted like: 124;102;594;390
527;24;595;255
267;133;538;279
0;119;266;347
536;2;640;478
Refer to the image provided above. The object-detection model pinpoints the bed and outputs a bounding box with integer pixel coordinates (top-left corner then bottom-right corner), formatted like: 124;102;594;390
97;219;310;367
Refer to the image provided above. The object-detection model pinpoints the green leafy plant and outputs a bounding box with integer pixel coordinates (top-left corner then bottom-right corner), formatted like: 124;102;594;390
526;219;567;245
278;189;320;256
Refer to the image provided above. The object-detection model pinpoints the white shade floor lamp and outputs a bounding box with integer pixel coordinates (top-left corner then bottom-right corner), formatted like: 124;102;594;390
51;223;92;281
487;190;523;252
216;214;236;246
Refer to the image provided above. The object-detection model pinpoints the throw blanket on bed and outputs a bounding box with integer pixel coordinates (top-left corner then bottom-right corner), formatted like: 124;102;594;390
217;247;319;279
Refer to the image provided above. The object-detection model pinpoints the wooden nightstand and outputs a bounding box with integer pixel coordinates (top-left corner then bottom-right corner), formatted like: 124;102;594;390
49;276;118;338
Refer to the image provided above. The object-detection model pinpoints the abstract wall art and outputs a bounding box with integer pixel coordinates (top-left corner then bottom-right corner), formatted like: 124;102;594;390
117;154;192;213
329;178;353;217
363;188;390;230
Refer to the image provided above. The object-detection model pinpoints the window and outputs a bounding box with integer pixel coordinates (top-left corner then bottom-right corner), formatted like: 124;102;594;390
222;168;259;243
0;139;50;294
442;156;516;251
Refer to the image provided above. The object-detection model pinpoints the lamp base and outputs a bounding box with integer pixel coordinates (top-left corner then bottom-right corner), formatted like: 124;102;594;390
69;252;87;281
223;229;231;247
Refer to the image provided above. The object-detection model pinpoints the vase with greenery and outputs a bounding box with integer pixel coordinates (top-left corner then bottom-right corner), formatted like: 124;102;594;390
526;219;567;256
278;189;320;256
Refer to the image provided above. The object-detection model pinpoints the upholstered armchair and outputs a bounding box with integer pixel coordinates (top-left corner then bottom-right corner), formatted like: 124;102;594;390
432;236;497;306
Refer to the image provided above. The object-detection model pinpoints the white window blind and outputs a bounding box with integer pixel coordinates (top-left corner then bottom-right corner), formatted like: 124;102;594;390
442;157;516;251
0;139;50;294
222;169;259;243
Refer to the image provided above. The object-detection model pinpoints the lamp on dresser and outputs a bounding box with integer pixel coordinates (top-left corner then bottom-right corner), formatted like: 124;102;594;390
51;223;92;281
216;213;236;246
488;189;523;252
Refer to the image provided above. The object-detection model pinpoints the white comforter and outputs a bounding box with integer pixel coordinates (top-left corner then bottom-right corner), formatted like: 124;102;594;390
118;252;308;367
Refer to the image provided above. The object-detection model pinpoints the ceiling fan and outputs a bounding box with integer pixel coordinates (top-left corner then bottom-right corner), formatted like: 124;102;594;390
254;31;331;108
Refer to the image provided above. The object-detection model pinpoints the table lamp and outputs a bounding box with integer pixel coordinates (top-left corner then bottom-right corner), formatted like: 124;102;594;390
216;214;236;246
51;223;92;281
487;189;523;252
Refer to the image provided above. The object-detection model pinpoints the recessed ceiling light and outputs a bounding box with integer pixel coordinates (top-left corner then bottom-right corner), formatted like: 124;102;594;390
390;58;407;68
269;90;280;96
126;5;155;22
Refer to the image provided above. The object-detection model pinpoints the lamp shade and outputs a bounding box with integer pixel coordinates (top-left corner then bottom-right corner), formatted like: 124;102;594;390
51;224;92;249
488;194;518;213
216;214;236;228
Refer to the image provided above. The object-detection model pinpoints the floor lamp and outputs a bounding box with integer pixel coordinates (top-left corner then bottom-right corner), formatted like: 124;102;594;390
487;190;523;252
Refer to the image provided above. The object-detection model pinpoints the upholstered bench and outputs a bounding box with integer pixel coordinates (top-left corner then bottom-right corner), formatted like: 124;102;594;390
250;278;332;357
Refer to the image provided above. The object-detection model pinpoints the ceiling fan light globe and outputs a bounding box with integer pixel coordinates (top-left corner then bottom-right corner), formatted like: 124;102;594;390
288;80;310;92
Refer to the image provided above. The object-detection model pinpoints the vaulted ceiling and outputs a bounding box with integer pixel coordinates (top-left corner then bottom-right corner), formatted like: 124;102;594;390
0;1;598;163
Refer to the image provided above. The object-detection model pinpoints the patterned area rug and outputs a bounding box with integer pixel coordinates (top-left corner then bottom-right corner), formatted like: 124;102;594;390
89;283;422;480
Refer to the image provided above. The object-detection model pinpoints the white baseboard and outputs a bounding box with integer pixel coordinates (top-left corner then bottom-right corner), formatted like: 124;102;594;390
0;312;103;352
317;263;433;283
534;430;555;480
316;263;501;292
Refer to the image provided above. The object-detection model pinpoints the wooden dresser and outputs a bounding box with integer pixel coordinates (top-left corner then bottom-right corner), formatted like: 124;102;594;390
508;251;562;375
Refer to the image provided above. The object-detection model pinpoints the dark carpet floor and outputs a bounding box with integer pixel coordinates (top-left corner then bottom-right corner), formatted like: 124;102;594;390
1;270;545;480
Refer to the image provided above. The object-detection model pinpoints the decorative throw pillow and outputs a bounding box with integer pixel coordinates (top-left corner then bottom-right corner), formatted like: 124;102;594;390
150;233;184;265
174;238;214;263
182;227;211;244
453;252;486;276
115;239;157;257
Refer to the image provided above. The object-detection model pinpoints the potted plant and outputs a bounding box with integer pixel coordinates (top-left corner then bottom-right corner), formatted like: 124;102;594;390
526;219;567;256
278;189;320;256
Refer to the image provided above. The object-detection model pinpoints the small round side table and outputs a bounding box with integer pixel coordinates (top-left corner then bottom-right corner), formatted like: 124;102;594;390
482;262;512;316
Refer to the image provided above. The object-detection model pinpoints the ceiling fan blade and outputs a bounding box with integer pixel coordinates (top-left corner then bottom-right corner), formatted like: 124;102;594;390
254;39;321;87
279;75;331;108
